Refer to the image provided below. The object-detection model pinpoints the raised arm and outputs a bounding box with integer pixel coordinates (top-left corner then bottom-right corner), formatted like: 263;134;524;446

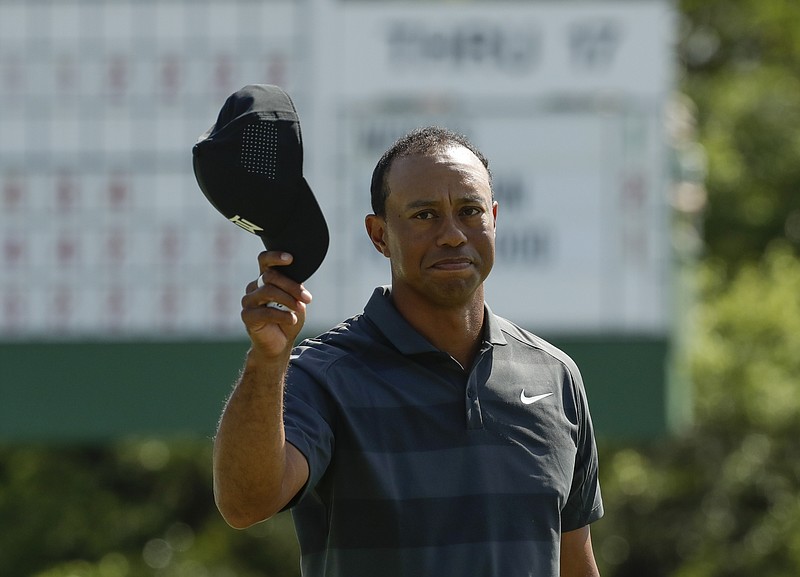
212;251;312;529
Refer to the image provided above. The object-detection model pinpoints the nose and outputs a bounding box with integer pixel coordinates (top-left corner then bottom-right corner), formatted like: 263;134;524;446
436;214;467;247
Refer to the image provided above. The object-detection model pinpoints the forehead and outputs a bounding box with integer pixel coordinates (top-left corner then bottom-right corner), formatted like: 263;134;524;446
386;146;491;202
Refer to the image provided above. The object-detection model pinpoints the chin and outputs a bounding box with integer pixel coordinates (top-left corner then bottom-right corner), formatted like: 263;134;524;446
424;279;482;307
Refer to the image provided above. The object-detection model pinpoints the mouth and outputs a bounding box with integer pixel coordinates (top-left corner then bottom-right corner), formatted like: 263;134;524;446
429;257;473;271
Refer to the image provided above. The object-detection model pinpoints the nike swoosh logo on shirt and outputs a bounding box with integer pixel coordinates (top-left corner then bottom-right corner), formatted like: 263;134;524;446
520;391;554;405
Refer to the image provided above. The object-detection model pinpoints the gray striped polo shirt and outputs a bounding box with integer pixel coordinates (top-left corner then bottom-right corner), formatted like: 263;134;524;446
283;286;603;577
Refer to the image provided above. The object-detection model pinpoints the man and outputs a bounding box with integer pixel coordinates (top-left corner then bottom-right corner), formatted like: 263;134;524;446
213;126;604;576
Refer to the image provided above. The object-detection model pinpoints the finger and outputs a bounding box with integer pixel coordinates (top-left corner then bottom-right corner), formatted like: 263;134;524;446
241;302;303;339
242;297;304;323
250;275;292;312
252;273;312;306
249;272;312;306
253;252;313;305
244;275;312;314
243;283;295;312
258;250;293;273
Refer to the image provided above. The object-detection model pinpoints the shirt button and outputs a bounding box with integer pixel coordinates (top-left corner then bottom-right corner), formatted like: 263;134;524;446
467;389;475;398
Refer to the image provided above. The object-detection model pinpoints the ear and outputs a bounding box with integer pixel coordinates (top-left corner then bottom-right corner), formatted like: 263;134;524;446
492;201;498;237
365;214;390;257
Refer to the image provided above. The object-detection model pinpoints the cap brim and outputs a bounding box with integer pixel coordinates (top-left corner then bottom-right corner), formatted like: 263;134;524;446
258;177;329;283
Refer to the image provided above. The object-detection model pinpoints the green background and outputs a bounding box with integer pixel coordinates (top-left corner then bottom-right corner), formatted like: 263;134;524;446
0;335;678;441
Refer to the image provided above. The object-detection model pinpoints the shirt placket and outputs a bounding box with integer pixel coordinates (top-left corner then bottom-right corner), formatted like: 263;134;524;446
465;342;493;430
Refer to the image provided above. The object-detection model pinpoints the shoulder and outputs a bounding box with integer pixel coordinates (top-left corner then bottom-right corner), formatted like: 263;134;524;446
492;314;585;387
289;313;383;376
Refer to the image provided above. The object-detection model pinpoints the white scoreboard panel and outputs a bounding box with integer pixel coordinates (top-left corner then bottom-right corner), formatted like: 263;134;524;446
0;0;302;338
315;0;675;335
0;0;675;339
332;103;668;334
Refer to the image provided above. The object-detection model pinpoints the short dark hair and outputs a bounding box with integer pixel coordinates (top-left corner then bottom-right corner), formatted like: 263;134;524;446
369;126;492;217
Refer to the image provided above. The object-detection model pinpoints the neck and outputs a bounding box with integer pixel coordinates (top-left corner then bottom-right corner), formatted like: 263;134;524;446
391;287;486;369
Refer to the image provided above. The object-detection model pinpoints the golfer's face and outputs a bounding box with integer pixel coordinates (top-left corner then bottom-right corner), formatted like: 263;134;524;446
379;146;497;308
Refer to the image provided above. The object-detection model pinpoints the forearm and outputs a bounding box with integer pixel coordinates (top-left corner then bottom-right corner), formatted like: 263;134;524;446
212;348;296;528
213;250;313;528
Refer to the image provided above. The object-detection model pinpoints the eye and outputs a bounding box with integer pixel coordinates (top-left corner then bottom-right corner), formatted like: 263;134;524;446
413;210;436;220
461;206;483;217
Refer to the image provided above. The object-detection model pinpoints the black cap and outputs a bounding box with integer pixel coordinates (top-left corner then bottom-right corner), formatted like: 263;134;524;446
192;84;329;283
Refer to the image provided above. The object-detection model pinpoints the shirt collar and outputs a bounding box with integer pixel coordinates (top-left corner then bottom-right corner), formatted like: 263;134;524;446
363;286;507;356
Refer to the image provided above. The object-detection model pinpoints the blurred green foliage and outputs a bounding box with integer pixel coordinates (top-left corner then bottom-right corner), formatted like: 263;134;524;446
0;440;301;577
678;0;800;269
593;245;800;576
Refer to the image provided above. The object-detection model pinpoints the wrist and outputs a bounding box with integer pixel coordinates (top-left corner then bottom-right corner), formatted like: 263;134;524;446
245;343;292;370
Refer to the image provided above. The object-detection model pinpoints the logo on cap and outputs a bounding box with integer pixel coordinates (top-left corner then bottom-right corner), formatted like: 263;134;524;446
229;215;263;234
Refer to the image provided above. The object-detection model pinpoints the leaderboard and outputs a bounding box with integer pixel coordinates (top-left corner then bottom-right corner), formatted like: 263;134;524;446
0;0;301;338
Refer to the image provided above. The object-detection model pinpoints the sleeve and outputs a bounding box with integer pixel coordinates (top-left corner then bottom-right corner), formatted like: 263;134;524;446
281;351;336;510
560;364;604;532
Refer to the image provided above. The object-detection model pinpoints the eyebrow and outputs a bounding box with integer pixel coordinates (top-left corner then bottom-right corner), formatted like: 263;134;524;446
403;193;488;211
